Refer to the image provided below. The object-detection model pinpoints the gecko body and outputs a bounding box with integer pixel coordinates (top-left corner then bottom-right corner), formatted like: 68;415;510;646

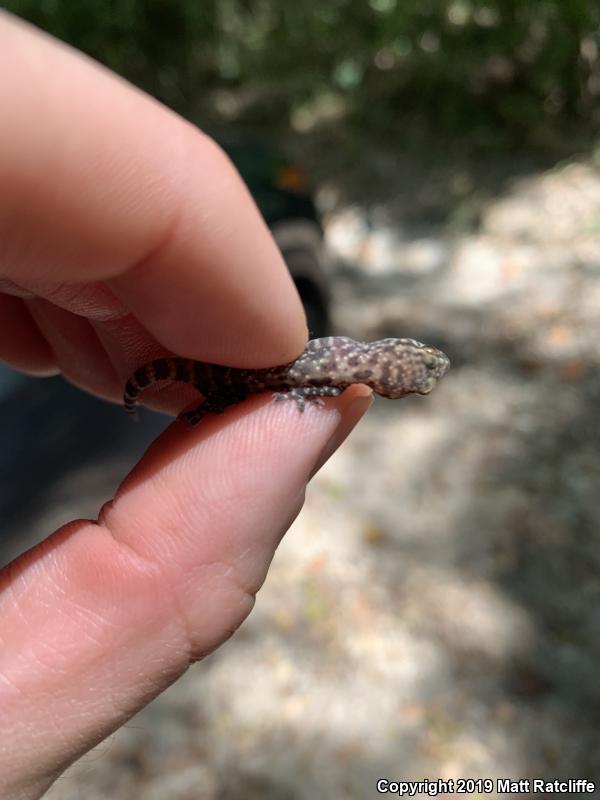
124;336;450;426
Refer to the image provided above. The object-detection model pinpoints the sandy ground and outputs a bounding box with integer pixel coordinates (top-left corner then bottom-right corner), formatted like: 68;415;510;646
8;151;600;798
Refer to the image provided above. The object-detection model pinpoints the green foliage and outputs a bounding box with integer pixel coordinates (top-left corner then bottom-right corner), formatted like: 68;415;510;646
4;0;600;144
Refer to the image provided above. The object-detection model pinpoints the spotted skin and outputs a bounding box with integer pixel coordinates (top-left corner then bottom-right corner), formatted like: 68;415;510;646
124;337;450;427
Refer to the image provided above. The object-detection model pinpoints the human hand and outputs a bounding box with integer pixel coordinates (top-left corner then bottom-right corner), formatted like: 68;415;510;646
0;13;372;799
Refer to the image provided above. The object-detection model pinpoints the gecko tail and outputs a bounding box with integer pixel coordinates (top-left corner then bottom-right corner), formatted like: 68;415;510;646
124;404;140;422
123;358;190;421
124;385;140;420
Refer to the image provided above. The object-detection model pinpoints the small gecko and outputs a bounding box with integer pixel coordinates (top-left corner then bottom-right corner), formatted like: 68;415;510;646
124;336;450;426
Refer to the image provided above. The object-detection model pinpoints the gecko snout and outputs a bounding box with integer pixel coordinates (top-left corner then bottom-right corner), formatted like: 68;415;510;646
416;345;451;393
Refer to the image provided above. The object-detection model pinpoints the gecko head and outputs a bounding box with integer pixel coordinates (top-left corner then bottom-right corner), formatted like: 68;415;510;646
368;339;450;399
413;342;451;394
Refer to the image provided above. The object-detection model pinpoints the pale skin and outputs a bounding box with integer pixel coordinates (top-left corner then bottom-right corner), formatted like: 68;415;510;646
0;13;373;800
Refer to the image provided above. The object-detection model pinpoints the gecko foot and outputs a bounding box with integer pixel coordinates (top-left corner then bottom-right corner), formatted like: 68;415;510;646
273;386;341;412
178;399;226;427
178;408;207;427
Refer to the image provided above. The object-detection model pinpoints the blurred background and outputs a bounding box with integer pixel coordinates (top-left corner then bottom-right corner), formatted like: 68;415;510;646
2;1;600;797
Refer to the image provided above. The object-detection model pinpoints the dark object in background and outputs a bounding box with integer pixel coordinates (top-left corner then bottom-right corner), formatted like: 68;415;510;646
221;134;330;338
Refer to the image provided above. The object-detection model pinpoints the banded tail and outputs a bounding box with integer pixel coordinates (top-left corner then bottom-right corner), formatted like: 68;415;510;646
123;357;195;415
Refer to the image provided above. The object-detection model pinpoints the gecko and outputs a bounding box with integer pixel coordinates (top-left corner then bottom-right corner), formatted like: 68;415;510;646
124;336;450;426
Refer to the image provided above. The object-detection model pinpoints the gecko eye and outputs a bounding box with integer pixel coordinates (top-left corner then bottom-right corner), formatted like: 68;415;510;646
421;347;443;368
422;351;439;369
418;346;450;384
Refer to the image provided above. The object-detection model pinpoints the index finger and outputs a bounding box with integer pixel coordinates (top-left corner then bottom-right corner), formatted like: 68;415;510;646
0;12;307;367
